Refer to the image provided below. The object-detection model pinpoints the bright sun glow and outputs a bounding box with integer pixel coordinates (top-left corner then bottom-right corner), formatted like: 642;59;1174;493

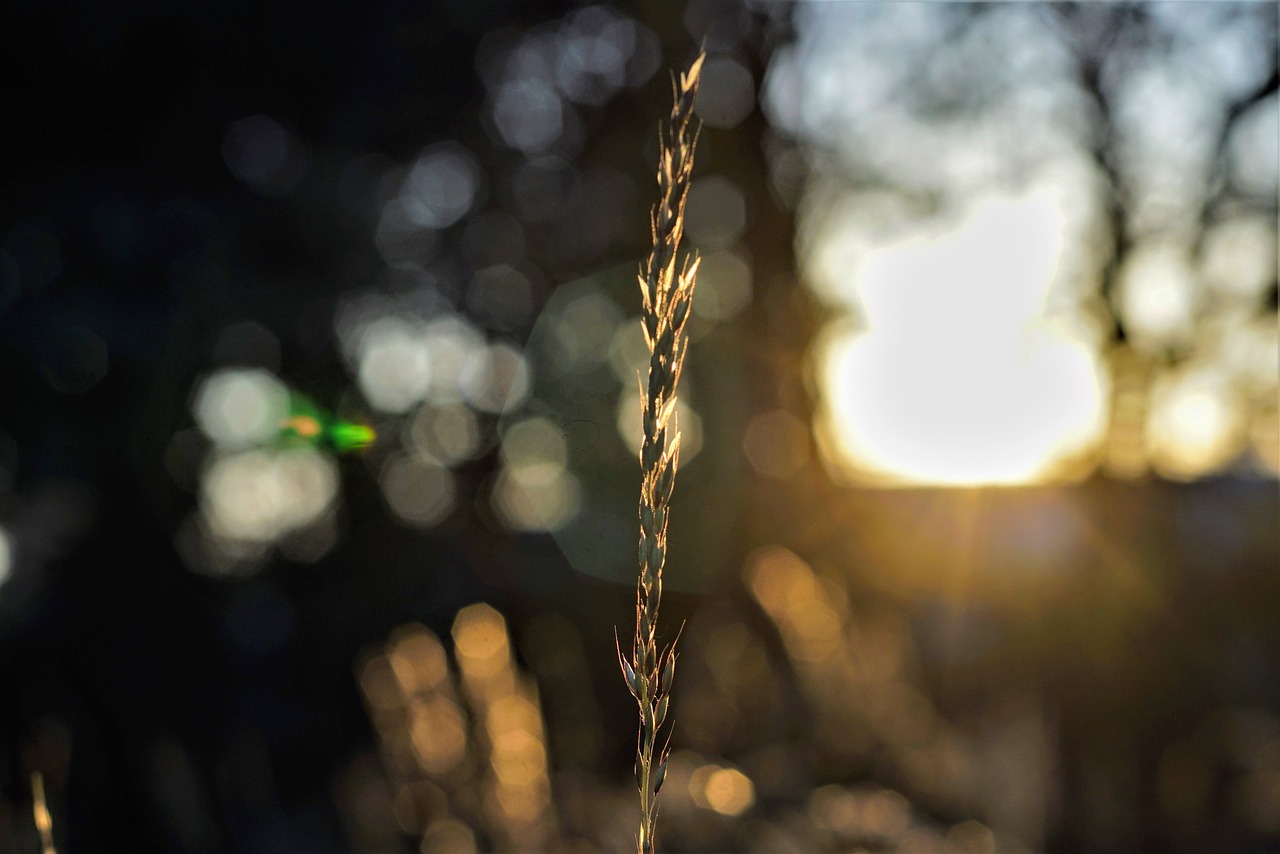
816;189;1109;486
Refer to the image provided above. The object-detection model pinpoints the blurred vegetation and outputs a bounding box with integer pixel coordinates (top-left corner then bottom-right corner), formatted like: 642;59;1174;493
0;2;1275;853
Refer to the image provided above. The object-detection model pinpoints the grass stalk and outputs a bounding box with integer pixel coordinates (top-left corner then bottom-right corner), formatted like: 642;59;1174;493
32;772;56;854
618;50;704;854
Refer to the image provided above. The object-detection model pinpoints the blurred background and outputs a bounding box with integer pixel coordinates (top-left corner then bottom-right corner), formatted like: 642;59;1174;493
0;1;1276;852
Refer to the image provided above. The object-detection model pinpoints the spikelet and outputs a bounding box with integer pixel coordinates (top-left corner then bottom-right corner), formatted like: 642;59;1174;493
619;49;704;854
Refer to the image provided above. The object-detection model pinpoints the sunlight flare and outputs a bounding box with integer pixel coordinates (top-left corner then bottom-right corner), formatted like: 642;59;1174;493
814;189;1109;486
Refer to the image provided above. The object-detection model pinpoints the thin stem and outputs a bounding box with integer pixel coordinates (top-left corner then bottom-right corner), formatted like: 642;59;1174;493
32;772;57;854
620;50;704;854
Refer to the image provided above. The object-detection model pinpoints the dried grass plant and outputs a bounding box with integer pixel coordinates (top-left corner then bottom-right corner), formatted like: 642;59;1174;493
32;772;56;854
617;50;705;854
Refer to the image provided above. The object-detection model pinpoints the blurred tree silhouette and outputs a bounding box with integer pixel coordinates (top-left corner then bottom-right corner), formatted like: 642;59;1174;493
768;3;1279;850
781;1;1276;482
1046;3;1278;330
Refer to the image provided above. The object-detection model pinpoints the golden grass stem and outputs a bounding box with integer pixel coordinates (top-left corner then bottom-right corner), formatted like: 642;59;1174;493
32;772;57;854
619;50;704;854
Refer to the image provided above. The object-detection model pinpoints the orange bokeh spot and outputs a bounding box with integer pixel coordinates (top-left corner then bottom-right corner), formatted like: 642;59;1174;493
282;415;322;438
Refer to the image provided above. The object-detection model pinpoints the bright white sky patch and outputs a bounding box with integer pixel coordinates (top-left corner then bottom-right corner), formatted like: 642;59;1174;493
817;189;1109;486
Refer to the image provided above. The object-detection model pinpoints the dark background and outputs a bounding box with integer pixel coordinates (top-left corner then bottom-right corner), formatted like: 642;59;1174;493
0;1;567;849
2;2;747;850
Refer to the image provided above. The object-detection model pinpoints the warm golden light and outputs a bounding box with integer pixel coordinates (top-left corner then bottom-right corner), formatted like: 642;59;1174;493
420;819;478;854
813;188;1109;486
808;785;912;841
742;409;809;478
32;772;55;854
452;604;513;693
1253;405;1280;474
361;610;553;852
747;546;844;664
615;385;703;464
390;627;450;695
1147;365;1247;480
1117;242;1198;350
688;764;755;816
409;697;467;775
359;656;401;712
